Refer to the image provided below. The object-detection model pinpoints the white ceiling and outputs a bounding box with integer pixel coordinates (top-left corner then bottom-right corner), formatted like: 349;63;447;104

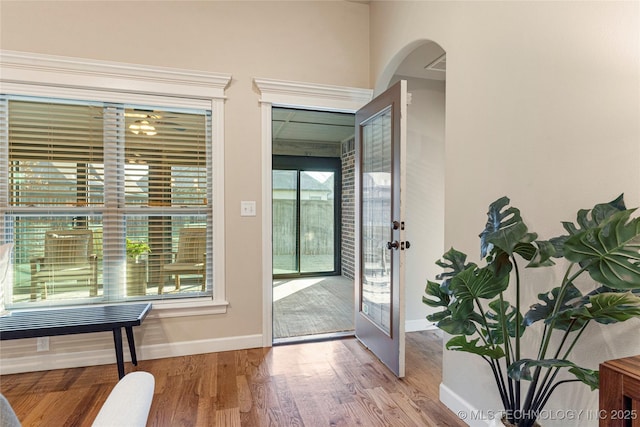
272;108;356;145
273;41;445;146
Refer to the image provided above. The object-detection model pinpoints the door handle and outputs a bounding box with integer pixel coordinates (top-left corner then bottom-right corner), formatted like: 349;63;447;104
386;241;400;250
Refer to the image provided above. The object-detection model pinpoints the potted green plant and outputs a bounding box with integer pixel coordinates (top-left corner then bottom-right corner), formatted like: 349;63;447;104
126;239;151;263
126;239;150;296
423;195;640;427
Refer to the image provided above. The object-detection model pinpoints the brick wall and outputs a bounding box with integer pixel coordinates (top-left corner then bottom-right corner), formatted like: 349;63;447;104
341;138;355;279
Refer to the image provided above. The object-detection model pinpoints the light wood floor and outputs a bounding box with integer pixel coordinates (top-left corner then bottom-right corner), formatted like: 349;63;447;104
0;331;466;427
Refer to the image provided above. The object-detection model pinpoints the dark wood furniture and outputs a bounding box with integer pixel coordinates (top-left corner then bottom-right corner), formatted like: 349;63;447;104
600;355;640;426
0;303;151;379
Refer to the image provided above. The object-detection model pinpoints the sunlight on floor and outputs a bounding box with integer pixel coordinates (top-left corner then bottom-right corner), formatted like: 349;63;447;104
272;278;324;302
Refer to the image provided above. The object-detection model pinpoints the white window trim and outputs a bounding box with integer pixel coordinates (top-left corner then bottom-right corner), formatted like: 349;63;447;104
0;50;231;316
253;77;372;346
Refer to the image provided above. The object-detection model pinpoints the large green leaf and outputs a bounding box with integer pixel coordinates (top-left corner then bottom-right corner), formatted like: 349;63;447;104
508;359;599;389
423;280;450;308
437;317;477;335
564;209;640;289
446;335;505;359
524;284;583;329
480;197;534;257
485;299;524;344
563;292;640;324
450;265;510;302
562;194;627;235
426;308;451;323
436;299;481;335
485;247;513;280
568;367;600;391
525;240;559;267
557;195;627;258
435;248;475;294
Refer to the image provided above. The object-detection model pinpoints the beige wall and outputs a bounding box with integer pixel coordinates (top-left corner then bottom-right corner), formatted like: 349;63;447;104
0;0;369;368
392;76;446;328
370;1;640;425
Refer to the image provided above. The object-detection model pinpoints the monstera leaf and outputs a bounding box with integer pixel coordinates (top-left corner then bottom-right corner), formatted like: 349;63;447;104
564;209;640;289
508;359;599;390
431;298;481;335
485;299;524;344
423;280;450;308
562;194;627;236
524;240;559;267
435;248;474;293
446;335;505;359
450;265;510;302
424;280;452;323
563;292;640;325
480;197;536;258
524;284;584;330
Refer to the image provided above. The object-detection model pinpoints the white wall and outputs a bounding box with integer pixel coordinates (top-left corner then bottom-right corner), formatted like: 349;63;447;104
393;76;446;331
0;0;370;372
370;2;640;426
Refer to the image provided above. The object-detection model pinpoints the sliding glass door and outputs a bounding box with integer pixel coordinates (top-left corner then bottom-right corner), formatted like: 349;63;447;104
272;156;341;277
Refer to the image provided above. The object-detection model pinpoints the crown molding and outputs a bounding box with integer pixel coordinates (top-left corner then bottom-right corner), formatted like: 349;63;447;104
0;50;231;99
254;77;372;112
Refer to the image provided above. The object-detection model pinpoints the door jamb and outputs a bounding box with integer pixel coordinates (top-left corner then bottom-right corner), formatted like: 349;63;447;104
254;78;372;347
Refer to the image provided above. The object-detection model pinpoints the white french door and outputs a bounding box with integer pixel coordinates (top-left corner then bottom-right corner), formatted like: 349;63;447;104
354;80;408;377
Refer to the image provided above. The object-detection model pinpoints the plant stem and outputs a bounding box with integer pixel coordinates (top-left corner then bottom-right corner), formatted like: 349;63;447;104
486;356;511;412
498;292;516;415
473;298;513;413
536;379;583;414
530;319;577;411
538;264;586;359
523;264;588;415
512;255;522;413
532;321;591;411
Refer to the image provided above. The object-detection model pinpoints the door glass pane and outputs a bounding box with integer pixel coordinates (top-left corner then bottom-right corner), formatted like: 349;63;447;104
272;170;298;275
300;171;334;273
360;107;392;335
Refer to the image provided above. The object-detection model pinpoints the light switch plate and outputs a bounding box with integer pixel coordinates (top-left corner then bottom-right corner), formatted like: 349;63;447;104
240;201;256;217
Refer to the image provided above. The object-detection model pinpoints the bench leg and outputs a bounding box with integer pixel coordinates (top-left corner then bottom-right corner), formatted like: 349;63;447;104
125;326;138;366
112;328;125;379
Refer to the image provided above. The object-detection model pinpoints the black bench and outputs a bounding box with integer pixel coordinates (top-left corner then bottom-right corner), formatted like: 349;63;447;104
0;303;152;379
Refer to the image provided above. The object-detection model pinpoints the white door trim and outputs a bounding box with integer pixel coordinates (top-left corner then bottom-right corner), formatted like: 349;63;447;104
254;78;372;347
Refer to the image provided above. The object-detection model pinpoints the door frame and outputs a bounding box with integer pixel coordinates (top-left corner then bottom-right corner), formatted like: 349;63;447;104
254;78;372;346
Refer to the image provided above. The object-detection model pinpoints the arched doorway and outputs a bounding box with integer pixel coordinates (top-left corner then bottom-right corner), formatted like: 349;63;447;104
377;40;447;332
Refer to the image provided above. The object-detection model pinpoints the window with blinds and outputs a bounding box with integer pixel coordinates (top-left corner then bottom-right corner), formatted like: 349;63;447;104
0;95;213;306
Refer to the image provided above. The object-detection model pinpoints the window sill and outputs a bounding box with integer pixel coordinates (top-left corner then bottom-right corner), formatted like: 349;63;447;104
148;298;229;318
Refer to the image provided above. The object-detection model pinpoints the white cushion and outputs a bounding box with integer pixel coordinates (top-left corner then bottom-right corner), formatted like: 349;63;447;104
92;372;155;427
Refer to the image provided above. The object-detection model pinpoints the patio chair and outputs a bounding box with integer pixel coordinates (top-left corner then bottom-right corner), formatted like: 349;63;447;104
159;228;206;294
30;229;98;300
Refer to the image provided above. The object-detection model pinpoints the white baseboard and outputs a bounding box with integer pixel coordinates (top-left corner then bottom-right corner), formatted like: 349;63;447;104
440;382;494;427
0;334;263;375
405;318;437;332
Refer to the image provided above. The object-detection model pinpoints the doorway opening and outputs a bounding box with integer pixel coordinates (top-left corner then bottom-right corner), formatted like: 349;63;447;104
271;107;356;343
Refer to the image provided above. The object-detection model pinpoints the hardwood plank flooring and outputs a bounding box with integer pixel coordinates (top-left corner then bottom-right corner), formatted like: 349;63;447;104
0;331;466;427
